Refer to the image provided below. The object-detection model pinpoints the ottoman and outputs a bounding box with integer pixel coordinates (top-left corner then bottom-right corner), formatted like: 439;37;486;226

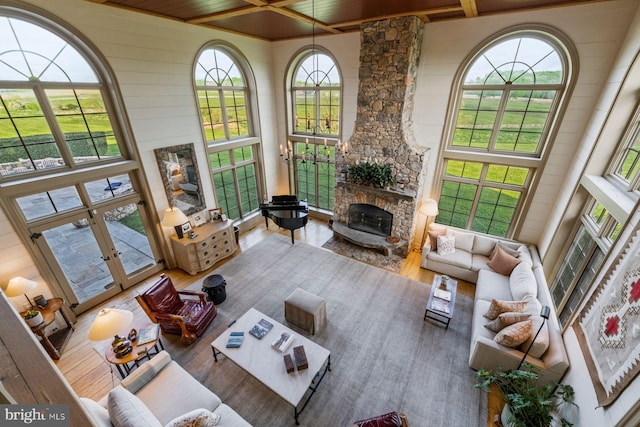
284;288;327;335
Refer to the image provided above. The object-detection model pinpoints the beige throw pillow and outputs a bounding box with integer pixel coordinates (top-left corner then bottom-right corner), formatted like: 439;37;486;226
494;320;532;348
165;408;221;427
488;246;521;275
519;315;550;358
437;234;455;255
484;311;531;332
484;299;528;320
108;387;162;427
427;228;446;251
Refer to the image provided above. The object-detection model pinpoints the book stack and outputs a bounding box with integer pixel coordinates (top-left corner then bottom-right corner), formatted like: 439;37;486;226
226;332;244;348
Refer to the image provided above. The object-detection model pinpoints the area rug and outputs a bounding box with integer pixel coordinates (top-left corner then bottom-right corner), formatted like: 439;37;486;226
321;235;406;272
164;234;485;426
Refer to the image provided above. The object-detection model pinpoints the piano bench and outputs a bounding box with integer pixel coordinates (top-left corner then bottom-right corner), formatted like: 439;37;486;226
284;288;327;335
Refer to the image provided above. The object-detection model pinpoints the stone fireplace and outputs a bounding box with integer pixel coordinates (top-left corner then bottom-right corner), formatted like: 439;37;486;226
333;16;428;250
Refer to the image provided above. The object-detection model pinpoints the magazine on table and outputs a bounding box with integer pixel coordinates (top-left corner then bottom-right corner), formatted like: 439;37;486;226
271;331;295;353
431;298;450;314
226;332;244;348
137;324;160;345
249;318;274;339
434;288;452;301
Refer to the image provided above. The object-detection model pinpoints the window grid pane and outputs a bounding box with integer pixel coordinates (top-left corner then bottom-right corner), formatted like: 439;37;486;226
616;128;640;183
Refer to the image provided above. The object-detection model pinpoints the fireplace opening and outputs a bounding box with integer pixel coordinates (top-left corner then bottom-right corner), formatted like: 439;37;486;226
348;204;393;237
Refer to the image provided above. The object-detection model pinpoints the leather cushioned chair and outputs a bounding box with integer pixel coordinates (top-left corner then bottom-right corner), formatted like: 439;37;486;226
136;274;216;345
352;412;409;427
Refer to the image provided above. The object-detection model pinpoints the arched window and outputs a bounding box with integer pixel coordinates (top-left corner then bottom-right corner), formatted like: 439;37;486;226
0;17;124;178
289;49;341;211
194;44;260;220
437;29;572;237
195;48;249;142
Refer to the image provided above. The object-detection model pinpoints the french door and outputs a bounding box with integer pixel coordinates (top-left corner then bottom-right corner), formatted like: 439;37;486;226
23;186;164;314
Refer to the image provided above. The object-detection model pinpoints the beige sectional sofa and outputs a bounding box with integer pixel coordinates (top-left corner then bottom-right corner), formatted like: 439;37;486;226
421;224;570;385
80;350;251;427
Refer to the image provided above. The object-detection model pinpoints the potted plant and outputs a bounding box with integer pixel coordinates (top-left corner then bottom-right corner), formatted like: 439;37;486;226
347;159;394;188
475;363;577;427
24;309;43;327
440;275;450;289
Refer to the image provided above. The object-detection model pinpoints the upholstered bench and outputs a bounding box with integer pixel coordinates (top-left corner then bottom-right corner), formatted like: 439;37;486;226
284;288;327;335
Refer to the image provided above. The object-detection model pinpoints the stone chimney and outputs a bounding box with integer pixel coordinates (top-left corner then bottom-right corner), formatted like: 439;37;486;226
334;16;427;249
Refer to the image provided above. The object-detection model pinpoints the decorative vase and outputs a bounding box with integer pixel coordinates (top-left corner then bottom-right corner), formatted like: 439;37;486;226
25;312;43;327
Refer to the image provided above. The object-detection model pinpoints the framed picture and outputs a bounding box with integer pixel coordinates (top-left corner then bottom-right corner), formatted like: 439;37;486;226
208;208;222;221
221;213;227;221
191;210;207;227
174;221;192;239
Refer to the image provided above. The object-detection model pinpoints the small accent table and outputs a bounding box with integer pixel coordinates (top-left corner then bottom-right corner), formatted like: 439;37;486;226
105;323;164;378
424;275;457;328
21;298;74;360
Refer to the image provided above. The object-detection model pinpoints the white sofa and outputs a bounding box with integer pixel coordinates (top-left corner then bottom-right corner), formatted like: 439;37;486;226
80;350;251;427
421;224;570;384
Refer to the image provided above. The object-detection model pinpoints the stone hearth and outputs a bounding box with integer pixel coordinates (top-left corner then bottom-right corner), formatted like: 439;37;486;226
334;16;428;247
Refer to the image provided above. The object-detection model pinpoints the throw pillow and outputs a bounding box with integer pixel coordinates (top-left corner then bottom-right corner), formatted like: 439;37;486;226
427;228;446;251
491;243;520;259
108;387;162;427
519;315;550;358
488;247;521;276
164;408;221;427
437;234;455;255
509;262;537;300
484;299;528;320
484;311;531;333
494;320;532;348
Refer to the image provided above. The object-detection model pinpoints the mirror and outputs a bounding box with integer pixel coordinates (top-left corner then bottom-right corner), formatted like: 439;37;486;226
154;143;205;217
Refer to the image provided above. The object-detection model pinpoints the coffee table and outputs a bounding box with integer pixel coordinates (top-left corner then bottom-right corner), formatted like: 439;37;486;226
211;308;331;425
424;275;457;328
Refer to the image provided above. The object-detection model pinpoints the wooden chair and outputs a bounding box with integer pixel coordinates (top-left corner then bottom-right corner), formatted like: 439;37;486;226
135;274;216;345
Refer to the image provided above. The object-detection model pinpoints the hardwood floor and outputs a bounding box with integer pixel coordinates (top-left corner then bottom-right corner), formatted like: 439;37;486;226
55;217;499;424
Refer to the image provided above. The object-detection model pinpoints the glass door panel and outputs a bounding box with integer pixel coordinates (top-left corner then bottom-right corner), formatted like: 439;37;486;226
38;217;119;306
101;203;156;279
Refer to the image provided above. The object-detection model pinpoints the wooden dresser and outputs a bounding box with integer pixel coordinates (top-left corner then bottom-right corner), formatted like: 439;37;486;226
170;220;236;275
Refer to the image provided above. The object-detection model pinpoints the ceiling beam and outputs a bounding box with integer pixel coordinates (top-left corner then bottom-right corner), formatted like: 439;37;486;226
186;5;262;24
459;0;479;18
330;6;462;30
267;5;343;34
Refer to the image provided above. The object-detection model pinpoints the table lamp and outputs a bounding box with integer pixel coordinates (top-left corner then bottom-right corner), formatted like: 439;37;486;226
162;207;189;238
88;308;134;358
4;277;37;309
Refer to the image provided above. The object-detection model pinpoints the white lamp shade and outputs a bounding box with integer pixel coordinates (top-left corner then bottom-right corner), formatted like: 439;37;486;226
420;199;439;217
4;277;37;298
87;308;134;341
162;207;189;228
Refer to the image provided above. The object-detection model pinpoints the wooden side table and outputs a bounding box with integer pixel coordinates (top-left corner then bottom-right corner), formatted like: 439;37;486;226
21;297;74;360
104;324;164;378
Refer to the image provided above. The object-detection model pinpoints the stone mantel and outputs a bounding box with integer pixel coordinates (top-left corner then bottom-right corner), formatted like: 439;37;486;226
336;180;416;201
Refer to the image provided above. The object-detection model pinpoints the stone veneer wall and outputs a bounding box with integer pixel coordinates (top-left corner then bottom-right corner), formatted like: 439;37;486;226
334;16;427;246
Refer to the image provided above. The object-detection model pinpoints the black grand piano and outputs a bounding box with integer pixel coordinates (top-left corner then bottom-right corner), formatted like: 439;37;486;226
260;195;309;244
